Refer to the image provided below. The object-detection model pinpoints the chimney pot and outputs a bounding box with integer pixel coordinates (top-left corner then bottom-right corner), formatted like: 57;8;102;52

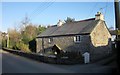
95;12;104;21
57;20;64;27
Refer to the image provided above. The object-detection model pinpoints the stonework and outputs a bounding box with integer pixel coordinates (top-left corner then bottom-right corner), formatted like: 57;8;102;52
90;21;112;61
36;20;112;61
90;21;111;47
37;35;90;54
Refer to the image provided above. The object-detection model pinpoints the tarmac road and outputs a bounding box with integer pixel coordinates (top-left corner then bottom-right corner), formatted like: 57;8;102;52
1;49;116;73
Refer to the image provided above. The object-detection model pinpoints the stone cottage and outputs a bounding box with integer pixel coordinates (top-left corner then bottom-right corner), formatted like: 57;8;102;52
36;12;112;61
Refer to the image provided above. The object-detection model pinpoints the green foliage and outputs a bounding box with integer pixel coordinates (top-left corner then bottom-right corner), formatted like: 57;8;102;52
21;25;38;44
1;33;7;48
6;16;46;52
21;34;30;44
2;39;7;48
8;29;21;49
37;25;46;35
64;17;75;23
46;51;54;55
16;42;31;53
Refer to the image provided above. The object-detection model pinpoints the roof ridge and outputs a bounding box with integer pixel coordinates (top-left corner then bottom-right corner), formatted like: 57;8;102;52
78;18;95;22
64;18;95;24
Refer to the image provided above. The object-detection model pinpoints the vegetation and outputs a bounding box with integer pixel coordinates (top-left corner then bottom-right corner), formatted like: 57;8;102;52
64;17;75;23
37;25;46;35
2;16;75;53
1;32;7;48
2;16;46;53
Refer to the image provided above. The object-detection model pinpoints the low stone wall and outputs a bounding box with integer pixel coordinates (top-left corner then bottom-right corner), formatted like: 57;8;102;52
2;48;83;65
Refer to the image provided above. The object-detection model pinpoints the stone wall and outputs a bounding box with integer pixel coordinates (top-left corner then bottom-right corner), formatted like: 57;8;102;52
36;35;90;54
90;21;112;61
36;38;42;53
36;21;112;61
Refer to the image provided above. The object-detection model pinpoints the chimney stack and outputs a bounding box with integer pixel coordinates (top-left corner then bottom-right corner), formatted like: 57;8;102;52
57;20;64;27
95;12;104;21
47;25;51;28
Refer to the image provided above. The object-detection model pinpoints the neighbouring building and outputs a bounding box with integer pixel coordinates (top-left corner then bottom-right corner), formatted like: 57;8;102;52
109;30;116;41
36;12;112;61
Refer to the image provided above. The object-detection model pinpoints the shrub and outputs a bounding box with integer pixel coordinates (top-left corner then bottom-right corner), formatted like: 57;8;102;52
46;51;54;55
16;42;31;53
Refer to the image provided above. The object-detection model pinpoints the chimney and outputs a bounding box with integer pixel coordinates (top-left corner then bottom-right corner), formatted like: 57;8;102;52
95;12;104;21
57;20;64;27
47;25;51;28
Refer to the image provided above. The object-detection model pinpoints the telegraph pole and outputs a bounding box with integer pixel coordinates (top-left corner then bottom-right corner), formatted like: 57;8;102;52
114;0;120;71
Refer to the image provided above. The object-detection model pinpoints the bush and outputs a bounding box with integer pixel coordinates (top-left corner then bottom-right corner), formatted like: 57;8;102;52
46;51;54;55
16;42;31;53
12;45;20;50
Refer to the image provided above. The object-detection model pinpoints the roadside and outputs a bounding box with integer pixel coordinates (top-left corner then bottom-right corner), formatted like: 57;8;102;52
1;50;114;73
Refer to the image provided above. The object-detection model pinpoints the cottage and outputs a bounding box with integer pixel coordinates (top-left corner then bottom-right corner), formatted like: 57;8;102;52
36;12;112;61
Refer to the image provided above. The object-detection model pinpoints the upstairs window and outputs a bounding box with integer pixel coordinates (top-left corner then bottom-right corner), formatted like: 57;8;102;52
74;35;81;42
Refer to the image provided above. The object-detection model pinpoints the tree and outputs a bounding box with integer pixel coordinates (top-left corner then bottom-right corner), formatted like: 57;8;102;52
0;32;2;48
64;17;75;23
21;24;38;44
5;15;46;52
1;32;7;48
37;25;46;35
16;41;31;53
8;28;21;49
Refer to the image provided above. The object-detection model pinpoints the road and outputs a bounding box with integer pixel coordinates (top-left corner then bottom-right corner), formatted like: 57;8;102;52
1;49;116;73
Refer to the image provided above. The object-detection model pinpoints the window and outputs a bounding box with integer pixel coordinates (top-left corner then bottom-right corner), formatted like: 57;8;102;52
48;38;53;43
74;35;81;42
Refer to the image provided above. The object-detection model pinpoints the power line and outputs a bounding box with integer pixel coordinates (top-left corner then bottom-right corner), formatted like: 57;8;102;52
29;0;56;21
31;2;54;20
87;2;99;18
29;2;45;17
30;0;50;18
16;0;55;30
104;1;108;20
87;2;113;18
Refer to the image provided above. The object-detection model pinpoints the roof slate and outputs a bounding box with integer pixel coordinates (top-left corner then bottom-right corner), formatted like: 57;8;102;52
37;18;101;38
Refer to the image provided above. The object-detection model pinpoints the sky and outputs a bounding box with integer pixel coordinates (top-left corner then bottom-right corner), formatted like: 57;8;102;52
1;1;116;32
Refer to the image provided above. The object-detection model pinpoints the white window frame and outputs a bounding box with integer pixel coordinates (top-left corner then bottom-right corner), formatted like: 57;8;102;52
74;35;82;43
48;37;53;43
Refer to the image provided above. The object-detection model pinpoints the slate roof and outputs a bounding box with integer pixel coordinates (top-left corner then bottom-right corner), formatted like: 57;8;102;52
37;18;102;38
109;30;116;35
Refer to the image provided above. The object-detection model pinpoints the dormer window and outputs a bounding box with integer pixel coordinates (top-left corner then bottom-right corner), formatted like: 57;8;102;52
74;35;81;42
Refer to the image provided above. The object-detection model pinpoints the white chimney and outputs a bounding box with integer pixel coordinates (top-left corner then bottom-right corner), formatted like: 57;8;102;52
57;20;64;27
95;12;104;21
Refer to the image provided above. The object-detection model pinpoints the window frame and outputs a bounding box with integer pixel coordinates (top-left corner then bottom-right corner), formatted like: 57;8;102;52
74;35;82;43
48;37;53;43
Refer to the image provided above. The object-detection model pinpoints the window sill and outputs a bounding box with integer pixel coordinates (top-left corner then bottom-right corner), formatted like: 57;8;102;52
74;41;81;43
